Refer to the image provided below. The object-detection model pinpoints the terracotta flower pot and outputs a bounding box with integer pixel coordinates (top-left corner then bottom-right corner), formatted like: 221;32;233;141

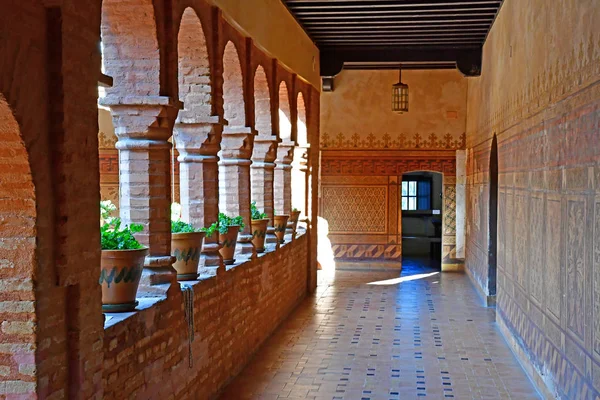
273;215;289;244
251;219;269;253
289;210;301;235
171;231;205;281
100;248;148;313
219;225;240;265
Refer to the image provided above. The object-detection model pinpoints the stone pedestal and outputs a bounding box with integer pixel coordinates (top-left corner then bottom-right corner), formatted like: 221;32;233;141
251;135;279;245
173;117;224;275
100;95;181;292
219;126;256;258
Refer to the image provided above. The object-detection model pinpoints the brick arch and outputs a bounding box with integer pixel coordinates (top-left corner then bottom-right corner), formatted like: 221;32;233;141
253;65;271;135
177;7;212;122
278;81;292;141
101;0;161;96
0;93;37;394
222;41;246;127
296;91;307;146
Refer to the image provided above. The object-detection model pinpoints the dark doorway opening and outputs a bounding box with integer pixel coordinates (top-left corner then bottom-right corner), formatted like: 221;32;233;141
488;134;498;296
401;171;443;270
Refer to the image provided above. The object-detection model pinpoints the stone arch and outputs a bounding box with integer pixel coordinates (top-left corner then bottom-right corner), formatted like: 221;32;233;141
0;93;37;393
177;7;212;122
278;81;292;141
296;91;307;145
101;0;161;96
222;41;246;127
254;66;271;135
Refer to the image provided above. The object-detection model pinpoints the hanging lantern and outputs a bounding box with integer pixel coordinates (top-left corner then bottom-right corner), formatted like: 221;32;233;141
391;66;409;113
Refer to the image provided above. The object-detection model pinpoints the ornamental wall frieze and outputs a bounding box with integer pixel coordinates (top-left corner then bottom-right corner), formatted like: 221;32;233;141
321;157;456;177
468;34;600;141
320;132;466;150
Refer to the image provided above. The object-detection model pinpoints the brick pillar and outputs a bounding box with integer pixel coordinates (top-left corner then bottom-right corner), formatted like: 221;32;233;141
173;117;224;275
292;144;310;217
219;126;256;257
251;135;279;244
274;140;294;216
100;96;180;290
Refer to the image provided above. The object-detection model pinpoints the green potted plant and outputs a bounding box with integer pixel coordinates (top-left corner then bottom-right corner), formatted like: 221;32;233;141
202;213;244;265
273;211;289;244
100;200;147;313
171;203;205;281
250;202;269;253
289;207;301;236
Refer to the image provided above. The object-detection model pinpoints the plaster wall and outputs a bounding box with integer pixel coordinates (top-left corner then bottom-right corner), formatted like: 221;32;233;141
208;0;320;89
464;0;600;397
319;69;466;268
321;69;467;150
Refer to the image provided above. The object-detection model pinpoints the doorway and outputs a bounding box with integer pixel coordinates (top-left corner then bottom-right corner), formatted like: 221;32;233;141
488;134;498;296
401;171;443;269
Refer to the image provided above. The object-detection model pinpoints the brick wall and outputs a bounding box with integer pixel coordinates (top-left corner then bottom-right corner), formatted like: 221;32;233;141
1;0;319;397
103;235;308;399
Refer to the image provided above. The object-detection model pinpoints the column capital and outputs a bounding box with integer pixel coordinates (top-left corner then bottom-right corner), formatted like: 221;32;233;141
276;140;295;167
174;116;224;160
220;126;256;160
99;95;181;142
252;135;279;165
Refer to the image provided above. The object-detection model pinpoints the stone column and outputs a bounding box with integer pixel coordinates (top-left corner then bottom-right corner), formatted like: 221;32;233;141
251;135;279;244
274;140;295;216
173;116;224;275
99;96;180;291
218;126;256;257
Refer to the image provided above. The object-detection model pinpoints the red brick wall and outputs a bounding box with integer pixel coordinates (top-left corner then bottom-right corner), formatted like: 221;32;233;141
102;235;308;399
1;0;320;398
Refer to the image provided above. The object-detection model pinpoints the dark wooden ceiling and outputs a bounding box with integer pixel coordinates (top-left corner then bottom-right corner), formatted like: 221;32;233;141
283;0;504;77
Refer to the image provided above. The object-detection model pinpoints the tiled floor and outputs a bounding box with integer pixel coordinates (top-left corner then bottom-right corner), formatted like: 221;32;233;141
219;259;540;399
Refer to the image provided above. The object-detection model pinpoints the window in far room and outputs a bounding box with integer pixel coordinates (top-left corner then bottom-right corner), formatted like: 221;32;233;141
401;179;431;210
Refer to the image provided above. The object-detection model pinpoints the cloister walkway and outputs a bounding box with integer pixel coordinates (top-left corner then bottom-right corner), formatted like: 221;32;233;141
219;260;540;399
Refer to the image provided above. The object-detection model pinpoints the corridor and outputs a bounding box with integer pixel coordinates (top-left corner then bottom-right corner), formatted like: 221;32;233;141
220;262;540;399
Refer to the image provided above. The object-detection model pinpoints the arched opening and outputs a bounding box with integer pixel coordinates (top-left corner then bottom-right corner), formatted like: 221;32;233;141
488;134;498;296
174;7;212;208
253;66;271;135
0;94;37;392
292;91;308;218
100;0;161;97
401;171;443;270
251;65;273;217
278;82;292;141
99;0;162;208
222;41;245;127
177;7;211;122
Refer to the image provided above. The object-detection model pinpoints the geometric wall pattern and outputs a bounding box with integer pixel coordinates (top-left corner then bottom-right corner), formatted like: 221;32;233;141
322;186;387;233
321;150;458;265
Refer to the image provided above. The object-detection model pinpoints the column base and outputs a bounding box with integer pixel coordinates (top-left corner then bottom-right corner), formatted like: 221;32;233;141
200;242;224;277
138;256;176;296
237;234;256;259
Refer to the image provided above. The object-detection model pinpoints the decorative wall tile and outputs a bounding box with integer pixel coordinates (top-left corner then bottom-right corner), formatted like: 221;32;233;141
322;186;387;233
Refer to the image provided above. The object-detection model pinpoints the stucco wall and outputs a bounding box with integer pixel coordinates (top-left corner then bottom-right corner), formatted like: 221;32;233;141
464;0;600;398
321;69;467;150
